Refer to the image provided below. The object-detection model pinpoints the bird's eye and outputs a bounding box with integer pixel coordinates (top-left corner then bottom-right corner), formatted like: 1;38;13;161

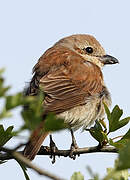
84;47;93;54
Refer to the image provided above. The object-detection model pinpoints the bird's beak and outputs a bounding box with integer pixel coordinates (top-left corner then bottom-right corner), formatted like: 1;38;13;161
100;55;119;65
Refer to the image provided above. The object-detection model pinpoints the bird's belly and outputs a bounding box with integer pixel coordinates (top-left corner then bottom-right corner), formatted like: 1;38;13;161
57;94;111;130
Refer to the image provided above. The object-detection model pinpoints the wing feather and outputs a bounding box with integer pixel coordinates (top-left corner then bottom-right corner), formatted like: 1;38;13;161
29;47;103;114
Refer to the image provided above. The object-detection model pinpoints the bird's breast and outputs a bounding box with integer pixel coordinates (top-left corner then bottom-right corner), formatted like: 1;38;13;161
57;86;111;130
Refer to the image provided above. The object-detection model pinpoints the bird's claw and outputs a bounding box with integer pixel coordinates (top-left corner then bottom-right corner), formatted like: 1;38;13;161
69;131;80;160
49;135;58;164
69;142;79;160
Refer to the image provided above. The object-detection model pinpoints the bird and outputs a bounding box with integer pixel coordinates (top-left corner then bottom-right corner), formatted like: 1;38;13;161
23;34;119;160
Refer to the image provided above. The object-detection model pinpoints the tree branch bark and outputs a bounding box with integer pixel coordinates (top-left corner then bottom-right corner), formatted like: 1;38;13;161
0;145;118;180
0;145;118;161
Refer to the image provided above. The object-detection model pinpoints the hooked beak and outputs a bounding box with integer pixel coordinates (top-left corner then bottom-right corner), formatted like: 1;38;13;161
100;55;119;65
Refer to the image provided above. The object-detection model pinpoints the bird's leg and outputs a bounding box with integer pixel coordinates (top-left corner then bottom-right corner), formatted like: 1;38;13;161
49;134;58;164
69;129;79;160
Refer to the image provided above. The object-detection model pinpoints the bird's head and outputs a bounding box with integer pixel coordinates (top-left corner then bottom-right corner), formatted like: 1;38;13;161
56;34;119;68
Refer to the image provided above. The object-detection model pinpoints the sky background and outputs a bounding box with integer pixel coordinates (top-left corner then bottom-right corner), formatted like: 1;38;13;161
0;0;130;180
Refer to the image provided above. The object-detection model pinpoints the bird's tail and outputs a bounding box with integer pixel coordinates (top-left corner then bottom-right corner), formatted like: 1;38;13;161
23;123;49;160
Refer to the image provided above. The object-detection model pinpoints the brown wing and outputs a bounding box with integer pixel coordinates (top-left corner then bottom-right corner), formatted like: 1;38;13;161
35;47;104;114
23;47;104;160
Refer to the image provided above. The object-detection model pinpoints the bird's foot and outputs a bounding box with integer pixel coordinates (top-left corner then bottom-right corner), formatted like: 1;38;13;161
69;141;79;160
49;135;58;164
69;129;80;160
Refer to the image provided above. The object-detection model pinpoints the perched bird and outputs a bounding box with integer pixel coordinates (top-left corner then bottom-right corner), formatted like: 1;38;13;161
23;34;119;160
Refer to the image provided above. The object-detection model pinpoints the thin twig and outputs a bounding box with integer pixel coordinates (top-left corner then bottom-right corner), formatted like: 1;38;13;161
0;147;66;180
13;143;26;151
13;152;66;180
111;135;123;141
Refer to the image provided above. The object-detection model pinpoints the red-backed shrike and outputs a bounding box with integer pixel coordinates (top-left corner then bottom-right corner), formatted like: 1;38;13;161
23;34;118;160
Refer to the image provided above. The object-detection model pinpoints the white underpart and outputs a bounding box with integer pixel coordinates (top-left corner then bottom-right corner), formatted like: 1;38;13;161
57;93;111;131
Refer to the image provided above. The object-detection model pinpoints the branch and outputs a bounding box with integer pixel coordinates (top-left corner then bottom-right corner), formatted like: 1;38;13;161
0;147;66;180
0;145;118;161
14;152;66;180
0;145;118;179
38;145;118;156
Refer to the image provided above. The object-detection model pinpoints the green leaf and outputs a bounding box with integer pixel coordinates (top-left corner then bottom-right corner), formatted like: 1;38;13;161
44;114;67;131
104;168;129;180
0;86;10;97
16;160;30;180
104;159;130;180
104;104;130;133
0;108;12;120
109;105;122;132
21;110;39;130
0;125;14;146
117;141;130;170
89;121;108;144
6;93;23;110
109;138;126;149
21;92;44;130
0;69;10;97
11;125;27;136
0;68;5;75
103;103;111;122
71;172;84;180
122;128;130;139
112;117;130;132
109;129;130;149
21;108;43;131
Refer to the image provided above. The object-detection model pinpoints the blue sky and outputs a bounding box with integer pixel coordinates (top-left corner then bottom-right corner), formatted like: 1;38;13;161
0;0;130;179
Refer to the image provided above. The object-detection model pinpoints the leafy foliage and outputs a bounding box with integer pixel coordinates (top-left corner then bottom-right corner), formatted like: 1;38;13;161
109;128;130;149
88;103;130;149
0;68;70;179
104;103;130;133
104;159;130;180
89;120;108;145
44;113;67;131
71;172;84;180
86;103;130;179
0;69;10;97
117;141;130;170
21;93;44;131
0;125;13;146
6;93;24;110
0;69;130;180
